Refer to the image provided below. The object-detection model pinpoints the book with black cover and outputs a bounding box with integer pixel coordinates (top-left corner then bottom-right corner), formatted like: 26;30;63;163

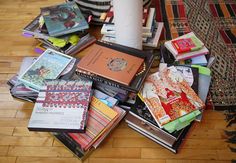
76;41;155;93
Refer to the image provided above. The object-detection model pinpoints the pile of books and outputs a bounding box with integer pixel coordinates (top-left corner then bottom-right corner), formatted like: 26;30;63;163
23;1;96;56
7;1;214;159
100;7;164;48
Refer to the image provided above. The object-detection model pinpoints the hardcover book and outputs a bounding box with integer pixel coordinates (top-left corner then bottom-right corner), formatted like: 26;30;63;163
18;49;73;91
77;42;144;86
68;96;118;151
41;2;89;37
139;66;205;128
28;79;93;132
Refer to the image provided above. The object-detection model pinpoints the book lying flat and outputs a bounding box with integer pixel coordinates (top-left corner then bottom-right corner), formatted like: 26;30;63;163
77;42;144;86
28;79;93;132
139;66;205;130
41;2;89;37
18;49;73;91
164;32;209;61
68;97;118;151
76;41;155;93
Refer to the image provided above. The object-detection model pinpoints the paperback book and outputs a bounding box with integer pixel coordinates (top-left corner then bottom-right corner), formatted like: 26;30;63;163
139;66;205;131
28;79;93;132
41;2;89;37
18;49;73;91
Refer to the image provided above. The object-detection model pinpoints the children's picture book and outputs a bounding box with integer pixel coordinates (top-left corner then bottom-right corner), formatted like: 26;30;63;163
28;79;93;132
41;2;89;37
77;43;144;86
139;66;205;127
18;49;73;91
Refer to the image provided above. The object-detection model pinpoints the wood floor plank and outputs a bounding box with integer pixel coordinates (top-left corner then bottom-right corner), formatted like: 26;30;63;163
0;157;16;163
141;148;218;160
16;157;84;163
0;136;53;146
88;158;165;163
12;127;51;137
0;146;9;156
8;146;73;157
0;127;14;136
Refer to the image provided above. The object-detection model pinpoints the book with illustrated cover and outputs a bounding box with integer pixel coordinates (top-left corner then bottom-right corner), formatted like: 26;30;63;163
41;2;89;37
77;42;144;86
93;89;118;108
139;66;205;129
28;79;93;132
68;96;118;151
18;49;73;91
171;36;203;54
164;32;209;61
76;41;154;93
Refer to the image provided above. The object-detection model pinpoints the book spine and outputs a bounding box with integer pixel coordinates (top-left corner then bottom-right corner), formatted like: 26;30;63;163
76;71;137;93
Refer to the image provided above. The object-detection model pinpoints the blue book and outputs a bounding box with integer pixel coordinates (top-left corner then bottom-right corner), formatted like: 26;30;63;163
41;2;89;37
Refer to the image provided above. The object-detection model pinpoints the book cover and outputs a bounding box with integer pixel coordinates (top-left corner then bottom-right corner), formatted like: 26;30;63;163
77;43;144;86
41;2;89;37
171;36;203;54
28;79;93;132
139;66;205;127
164;32;209;61
93;89;118;108
68;96;118;151
18;49;73;91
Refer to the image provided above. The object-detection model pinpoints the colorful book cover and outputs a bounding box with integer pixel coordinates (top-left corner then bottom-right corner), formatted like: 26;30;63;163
41;2;89;37
28;79;93;132
68;97;118;151
18;49;73;91
171;36;203;54
139;66;205;127
77;43;144;86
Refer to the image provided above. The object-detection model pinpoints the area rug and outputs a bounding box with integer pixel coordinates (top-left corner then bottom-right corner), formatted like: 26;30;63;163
155;0;236;107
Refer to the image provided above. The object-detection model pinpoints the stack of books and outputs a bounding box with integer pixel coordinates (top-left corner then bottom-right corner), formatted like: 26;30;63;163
23;1;96;56
100;7;164;48
7;2;214;158
164;32;209;64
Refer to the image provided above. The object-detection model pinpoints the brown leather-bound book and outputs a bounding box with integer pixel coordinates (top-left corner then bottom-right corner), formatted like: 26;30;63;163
77;43;144;86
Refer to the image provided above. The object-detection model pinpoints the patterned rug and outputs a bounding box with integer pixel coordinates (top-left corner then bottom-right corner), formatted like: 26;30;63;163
155;0;236;107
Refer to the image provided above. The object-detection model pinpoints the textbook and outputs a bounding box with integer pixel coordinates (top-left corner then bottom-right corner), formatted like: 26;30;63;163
41;2;89;37
28;79;93;132
18;49;73;91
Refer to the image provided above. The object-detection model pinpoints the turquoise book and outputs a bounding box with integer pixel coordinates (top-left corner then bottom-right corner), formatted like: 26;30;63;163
41;2;89;37
18;49;73;91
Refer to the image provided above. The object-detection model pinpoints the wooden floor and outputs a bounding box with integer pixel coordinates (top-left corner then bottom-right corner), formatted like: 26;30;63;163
0;0;235;163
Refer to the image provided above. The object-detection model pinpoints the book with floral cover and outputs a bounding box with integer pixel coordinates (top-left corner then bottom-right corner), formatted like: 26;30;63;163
28;79;93;132
139;66;205;129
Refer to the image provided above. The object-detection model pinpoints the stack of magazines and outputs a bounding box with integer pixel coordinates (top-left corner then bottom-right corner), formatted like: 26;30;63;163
22;1;96;56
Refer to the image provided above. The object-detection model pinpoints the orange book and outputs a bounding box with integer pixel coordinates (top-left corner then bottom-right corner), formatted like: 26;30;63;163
77;43;144;86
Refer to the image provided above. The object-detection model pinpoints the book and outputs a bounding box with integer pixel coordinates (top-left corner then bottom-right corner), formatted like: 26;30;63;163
126;115;192;153
164;32;209;61
139;66;205;129
76;41;155;93
28;79;93;132
171;36;203;54
93;89;118;108
77;42;144;86
41;2;89;37
68;96;118;151
18;49;73;91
